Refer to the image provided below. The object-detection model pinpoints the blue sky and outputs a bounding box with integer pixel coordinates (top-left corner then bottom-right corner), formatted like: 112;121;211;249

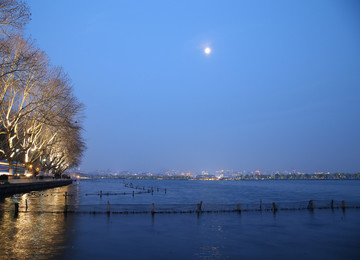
26;0;360;173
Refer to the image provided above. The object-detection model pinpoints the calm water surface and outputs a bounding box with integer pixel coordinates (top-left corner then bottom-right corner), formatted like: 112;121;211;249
0;179;360;259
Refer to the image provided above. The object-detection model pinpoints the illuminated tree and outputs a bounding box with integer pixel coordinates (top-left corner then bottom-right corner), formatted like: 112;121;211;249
0;35;47;174
0;1;85;176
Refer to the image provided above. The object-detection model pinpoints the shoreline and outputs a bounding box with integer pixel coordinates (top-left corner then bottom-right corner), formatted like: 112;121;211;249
0;179;73;197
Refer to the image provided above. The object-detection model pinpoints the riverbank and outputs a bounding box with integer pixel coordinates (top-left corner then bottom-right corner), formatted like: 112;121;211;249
0;179;73;197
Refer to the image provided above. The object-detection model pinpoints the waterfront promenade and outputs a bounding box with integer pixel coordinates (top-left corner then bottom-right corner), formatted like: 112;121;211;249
0;178;73;197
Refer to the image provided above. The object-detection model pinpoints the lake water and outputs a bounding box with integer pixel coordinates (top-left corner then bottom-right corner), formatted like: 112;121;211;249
1;179;360;259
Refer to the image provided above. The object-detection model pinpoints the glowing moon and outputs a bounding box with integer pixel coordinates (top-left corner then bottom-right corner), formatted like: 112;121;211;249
204;47;211;55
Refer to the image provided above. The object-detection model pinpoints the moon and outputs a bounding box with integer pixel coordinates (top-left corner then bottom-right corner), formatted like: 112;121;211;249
204;47;211;55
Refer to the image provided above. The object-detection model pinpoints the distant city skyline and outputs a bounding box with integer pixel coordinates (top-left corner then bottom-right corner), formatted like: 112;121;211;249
71;168;360;182
26;0;360;173
82;168;342;177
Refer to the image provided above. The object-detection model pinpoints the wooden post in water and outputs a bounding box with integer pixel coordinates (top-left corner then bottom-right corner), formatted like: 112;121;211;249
197;201;203;213
151;203;155;215
308;200;314;210
272;202;277;212
237;203;242;213
331;200;334;209
259;200;262;210
25;199;28;211
14;203;19;215
165;188;167;194
132;191;134;197
64;192;68;214
342;200;345;211
100;190;102;198
107;201;110;215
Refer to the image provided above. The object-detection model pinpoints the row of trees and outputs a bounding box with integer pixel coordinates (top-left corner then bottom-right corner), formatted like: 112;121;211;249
0;0;85;176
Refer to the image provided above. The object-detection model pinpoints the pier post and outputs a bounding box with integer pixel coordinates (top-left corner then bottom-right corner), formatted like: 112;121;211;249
272;202;277;212
259;200;262;210
165;188;167;194
197;201;203;213
151;203;155;215
237;203;241;213
14;203;19;216
331;200;334;209
64;204;68;214
341;200;345;211
132;191;134;197
25;199;28;211
107;201;110;215
100;190;102;198
308;200;314;210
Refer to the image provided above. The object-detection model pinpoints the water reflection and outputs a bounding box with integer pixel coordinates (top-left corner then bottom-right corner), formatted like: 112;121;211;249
0;184;78;259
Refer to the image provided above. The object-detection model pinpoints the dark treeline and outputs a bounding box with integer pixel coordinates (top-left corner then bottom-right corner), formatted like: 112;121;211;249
0;0;85;177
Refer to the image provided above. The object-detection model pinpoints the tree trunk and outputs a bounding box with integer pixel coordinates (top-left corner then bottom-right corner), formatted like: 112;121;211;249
7;158;14;175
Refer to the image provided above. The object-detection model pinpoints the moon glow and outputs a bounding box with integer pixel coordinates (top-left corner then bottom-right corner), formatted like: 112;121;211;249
204;47;211;55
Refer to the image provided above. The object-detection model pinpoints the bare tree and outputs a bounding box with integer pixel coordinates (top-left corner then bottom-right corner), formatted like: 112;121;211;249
0;0;31;36
40;123;85;176
0;35;47;174
20;68;85;175
0;1;85;177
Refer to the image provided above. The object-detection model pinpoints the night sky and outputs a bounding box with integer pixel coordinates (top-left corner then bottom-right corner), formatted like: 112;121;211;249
26;0;360;173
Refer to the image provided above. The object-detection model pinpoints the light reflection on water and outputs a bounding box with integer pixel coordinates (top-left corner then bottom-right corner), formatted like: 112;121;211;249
0;184;78;259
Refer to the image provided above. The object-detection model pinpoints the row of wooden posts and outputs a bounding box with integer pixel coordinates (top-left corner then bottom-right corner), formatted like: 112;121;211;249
97;188;167;198
123;182;167;196
13;198;347;215
102;199;348;215
101;199;348;215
